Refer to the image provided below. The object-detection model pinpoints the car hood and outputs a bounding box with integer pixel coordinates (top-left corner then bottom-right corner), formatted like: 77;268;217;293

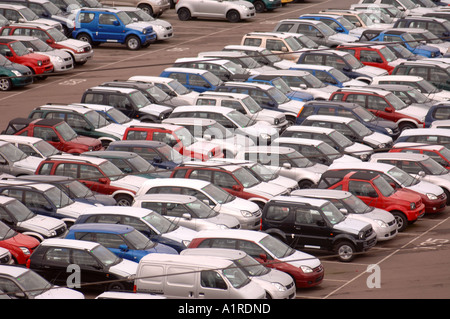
363;131;393;146
139;104;172;117
279;99;305;114
33;18;62;29
278;250;321;269
18;215;65;234
428;89;450;101
151;19;172;29
344;142;373;156
348;27;369;38
329;32;359;43
333;154;362;163
427;42;450;55
37;50;71;60
253;109;286;125
387;58;407;68
406;180;444;196
254;268;294;287
58;201;95;218
239;121;278;137
207;213;240;228
333;216;371;235
186;140;221;156
111;174;148;193
274;59;298;70
270;174;298;190
35;286;85;299
163;224;197;243
246;181;287;198
14;156;43;172
342;78;368;87
108;258;138;277
58;38;90;51
413;44;441;56
360;207;396;224
218;196;260;214
72;135;102;147
122;22;153;33
397;103;428;122
357;65;388;77
96;123;127;139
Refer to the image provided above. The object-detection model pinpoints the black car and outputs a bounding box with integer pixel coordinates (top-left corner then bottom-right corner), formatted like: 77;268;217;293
261;195;377;262
393;16;450;42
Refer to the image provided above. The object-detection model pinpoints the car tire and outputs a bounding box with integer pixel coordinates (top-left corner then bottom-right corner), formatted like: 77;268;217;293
114;194;133;206
0;77;12;91
334;241;355;262
178;8;191;21
399;122;416;132
226;10;241;23
391;210;408;232
138;4;154;17
76;33;93;45
254;1;266;13
126;35;141;50
298;180;314;189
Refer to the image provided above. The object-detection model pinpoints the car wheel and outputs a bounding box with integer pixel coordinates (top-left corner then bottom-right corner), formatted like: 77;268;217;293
298;180;314;189
335;241;355;262
76;33;93;45
254;1;266;13
126;35;141;50
391;210;408;232
138;4;154;17
177;8;191;21
115;194;133;206
399;122;416;132
0;77;12;91
226;10;241;23
107;281;126;291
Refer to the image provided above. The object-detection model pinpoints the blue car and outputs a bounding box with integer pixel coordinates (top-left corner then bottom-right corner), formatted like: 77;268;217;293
160;67;224;93
424;102;450;128
65;223;178;262
289;65;368;88
72;8;156;50
246;75;313;102
299;13;360;36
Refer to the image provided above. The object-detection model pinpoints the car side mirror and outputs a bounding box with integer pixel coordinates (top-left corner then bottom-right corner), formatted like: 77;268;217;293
232;184;243;191
316;33;324;38
46;39;55;45
259;253;268;262
119;244;128;252
98;177;108;184
282;162;292;169
385;107;394;113
203;83;211;88
339;208;348;214
418;171;426;178
152;156;162;164
204;134;212;141
336;27;344;32
367;191;378;198
316;219;326;226
182;213;192;220
113;20;120;26
5;50;12;57
51;136;60;142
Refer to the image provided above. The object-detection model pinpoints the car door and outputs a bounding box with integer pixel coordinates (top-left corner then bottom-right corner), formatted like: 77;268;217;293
36;246;71;286
293;205;331;250
348;180;381;208
195;0;225;17
89;232;135;261
70;248;109;286
96;13;124;42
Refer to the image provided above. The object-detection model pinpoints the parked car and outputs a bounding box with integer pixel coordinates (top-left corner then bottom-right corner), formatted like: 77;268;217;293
132;194;241;231
72;7;156;50
0;135;61;159
296;100;400;139
389;142;450;169
0;220;39;264
159;67;224;93
261;195;377;261
0;195;67;242
368;84;438;108
235;145;328;188
358;40;426;61
133;178;262;230
72;103;141;127
0;265;84;298
35;154;150;206
180;248;296;299
300;115;393;150
317;169;424;231
394;128;450;149
357;0;436;16
244;0;280;13
298;13;366;38
328;161;447;214
291;189;398;241
99;0;170;17
424;102;450;127
2;118;103;154
0;51;33;91
74;206;197;252
393;16;450;41
402;28;450;56
106;140;184;170
175;0;255;22
0;4;64;31
280;125;374;160
0;22;94;65
391;60;450;91
0;140;42;176
0;247;12;264
187;229;324;288
65;223;178;262
26;238;138;291
329;87;428;131
370;152;450;204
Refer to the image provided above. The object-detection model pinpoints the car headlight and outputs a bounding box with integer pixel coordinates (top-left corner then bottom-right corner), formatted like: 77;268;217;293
378;143;386;149
142;29;147;34
426;193;438;200
360;153;368;160
37;61;43;66
410;202;416;209
218;224;229;229
385;128;393;135
358;231;366;240
20;247;31;255
271;282;287;291
300;265;313;273
274;119;279;125
241;210;253;217
375;219;388;228
260;133;271;140
11;70;22;77
182;240;191;247
88;146;94;151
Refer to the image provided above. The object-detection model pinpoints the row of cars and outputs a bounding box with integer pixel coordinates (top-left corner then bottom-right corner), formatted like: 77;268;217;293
1;0;450;299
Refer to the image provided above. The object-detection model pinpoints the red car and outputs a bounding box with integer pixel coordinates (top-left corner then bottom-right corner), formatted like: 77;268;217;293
318;170;424;232
337;44;406;74
0;221;39;264
0;37;53;78
390;143;450;169
123;123;223;161
2;118;103;154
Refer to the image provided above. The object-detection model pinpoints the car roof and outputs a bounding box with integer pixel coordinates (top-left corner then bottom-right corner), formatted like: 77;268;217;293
0;134;43;144
180;247;247;260
370;152;429;162
80;206;153;218
251;69;310;77
108;140;167;148
128;122;183;131
197;91;249;100
141;177;211;188
304;114;355;123
284;125;336;134
269;195;330;206
172;105;234;115
398;128;450;136
174;57;232;66
46;154;107;165
374;75;424;82
192;229;270;241
83;150;139;159
162;67;211;75
336;87;391;96
278;18;324;25
163;117;216;126
291;64;335;71
393;142;445;150
291;188;353;199
40;238;100;250
69;223;135;234
0;180;55;191
0;265;29;278
36;103;93;114
243;145;297;155
273;136;323;147
223;44;267;52
135;193;197;204
128;76;175;84
329;161;394;172
139;253;234;269
222;81;274;90
86;86;138;94
304;100;359;109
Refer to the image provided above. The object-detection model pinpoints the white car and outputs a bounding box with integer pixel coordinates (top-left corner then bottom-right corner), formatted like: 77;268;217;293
175;0;255;23
71;103;142;127
0;247;12;264
132;194;241;231
291;189;398;241
135;178;262;230
357;0;436;16
0;135;61;159
0;141;43;176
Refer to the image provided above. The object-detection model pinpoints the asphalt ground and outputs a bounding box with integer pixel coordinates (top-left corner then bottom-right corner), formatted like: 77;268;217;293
0;0;449;301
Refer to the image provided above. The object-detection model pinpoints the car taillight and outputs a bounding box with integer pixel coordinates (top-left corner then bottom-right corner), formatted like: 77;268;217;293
26;259;31;269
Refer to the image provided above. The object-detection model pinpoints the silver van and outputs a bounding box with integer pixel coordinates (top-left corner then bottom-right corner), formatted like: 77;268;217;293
134;253;266;299
180;248;296;299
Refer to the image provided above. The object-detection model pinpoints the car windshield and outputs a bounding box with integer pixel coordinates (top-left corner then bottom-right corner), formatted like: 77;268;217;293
42;2;62;15
223;61;248;74
270;77;294;95
283;150;314;168
405;89;431;104
34;140;60;157
203;122;233;139
0;55;13;66
127;154;154;173
55;122;78;141
227;109;253;127
343;54;364;69
329;130;353;147
0;143;27;162
129;91;151;108
388;43;414;59
117;11;132;25
402;34;420;48
417;79;441;94
99;161;123;181
387;167;418;187
385;92;408;110
234;254;269;276
348;120;372;137
420;158;448;175
14;269;52;297
267;86;290;104
203;71;223;86
317;22;337;36
64;180;94;198
333;194;372;214
167;79;191;95
19;8;39;20
321;202;345;224
223;265;251;288
297;34;320;49
233;167;260;188
5;199;35;222
259;234;295;259
9;41;30;57
47;27;68;42
249;163;277;182
353;106;377;122
398;0;416;9
202;183;235;204
145;85;172;103
142;211;178;233
92;244;122;267
338;16;356;29
285;36;303;51
174;127;196;147
261;48;282;62
317;142;342;160
107;108;133;124
419;31;444;44
85;110;110;129
242;96;263;114
329;68;350;82
0;221;16;239
186;199;218;218
379;47;397;62
27;39;52;52
302;73;326;88
373;175;395;197
128;9;155;21
45;186;74;208
124;228;156;250
157;144;184;163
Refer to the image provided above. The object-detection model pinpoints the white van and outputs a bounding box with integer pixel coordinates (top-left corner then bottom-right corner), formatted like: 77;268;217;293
134;253;266;299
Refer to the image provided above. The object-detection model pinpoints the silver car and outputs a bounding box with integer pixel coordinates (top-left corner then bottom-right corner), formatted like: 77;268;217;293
0;141;43;176
175;0;256;23
181;248;296;299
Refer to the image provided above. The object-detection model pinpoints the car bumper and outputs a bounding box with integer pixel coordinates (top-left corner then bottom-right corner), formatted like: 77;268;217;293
73;50;94;63
52;59;74;72
154;3;170;15
34;64;54;75
294;264;324;288
155;28;173;41
374;223;398;242
422;193;447;213
11;75;33;87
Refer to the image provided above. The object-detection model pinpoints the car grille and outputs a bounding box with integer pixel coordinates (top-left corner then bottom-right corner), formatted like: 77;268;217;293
364;227;374;239
83;46;92;53
286;282;295;290
0;253;11;264
387;219;396;227
253;209;262;217
54;225;67;237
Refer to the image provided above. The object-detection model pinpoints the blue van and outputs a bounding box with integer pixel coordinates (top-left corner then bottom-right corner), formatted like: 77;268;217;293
72;8;156;50
65;223;178;262
246;75;314;102
289;65;368;88
160;67;224;93
424;102;450;128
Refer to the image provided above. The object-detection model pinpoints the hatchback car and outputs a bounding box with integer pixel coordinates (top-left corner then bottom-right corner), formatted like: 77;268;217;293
390;142;450;169
424;102;450;127
0;52;33;91
175;0;255;22
394;128;450;149
0;135;61;159
0;220;39;264
160;67;224;93
298;13;366;37
0;140;43;176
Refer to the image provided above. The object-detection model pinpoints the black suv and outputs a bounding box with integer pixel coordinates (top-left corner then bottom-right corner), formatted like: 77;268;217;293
80;86;172;123
261;195;377;262
391;60;450;91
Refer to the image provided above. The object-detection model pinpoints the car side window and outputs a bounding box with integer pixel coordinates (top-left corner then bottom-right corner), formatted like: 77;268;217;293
188;74;207;87
91;233;125;249
265;205;290;221
83;93;105;104
266;39;286;52
196;98;217;106
326;56;346;71
345;94;366;107
408;67;429;79
44;247;70;264
275;23;293;32
24;191;50;210
126;130;148;140
433;107;450;120
212;171;237;188
28;3;46;16
17;144;39;157
11;28;31;36
38;162;53;175
0;277;24;298
33;127;58;142
66;114;87;129
428;22;446;36
3;9;21;22
429;68;448;83
367;95;389;110
201;271;227;290
303;54;323;65
360;50;382;63
349;180;377;197
221;100;245;114
189;169;212;182
79;12;95;23
243;38;262;46
237;240;267;259
79;164;103;180
209;238;237;249
166;203;189;217
99;13;118;25
72;249;100;267
168;73;187;85
295;207;323;225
